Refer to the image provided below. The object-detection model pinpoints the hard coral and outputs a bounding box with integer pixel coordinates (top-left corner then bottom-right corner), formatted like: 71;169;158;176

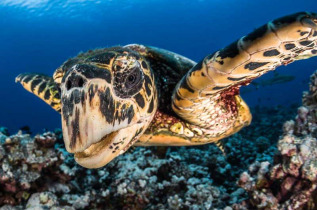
34;132;57;148
0;131;60;207
235;70;317;210
0;102;296;209
0;72;307;209
235;135;317;209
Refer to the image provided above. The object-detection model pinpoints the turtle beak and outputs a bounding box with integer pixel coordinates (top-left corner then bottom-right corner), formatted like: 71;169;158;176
60;65;148;168
73;122;145;168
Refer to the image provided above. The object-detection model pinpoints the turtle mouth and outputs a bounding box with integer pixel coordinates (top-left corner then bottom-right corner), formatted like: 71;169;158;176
74;122;145;168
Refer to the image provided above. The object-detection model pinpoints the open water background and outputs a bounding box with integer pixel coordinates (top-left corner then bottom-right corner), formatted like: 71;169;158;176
0;0;317;133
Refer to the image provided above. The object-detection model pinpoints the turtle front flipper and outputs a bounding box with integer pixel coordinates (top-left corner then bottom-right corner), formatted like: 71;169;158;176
16;73;61;112
172;12;317;143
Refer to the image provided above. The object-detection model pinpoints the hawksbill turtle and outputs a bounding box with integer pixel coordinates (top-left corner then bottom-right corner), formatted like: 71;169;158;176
16;12;317;168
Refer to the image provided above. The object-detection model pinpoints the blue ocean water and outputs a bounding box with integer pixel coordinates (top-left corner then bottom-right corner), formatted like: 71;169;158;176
0;0;317;134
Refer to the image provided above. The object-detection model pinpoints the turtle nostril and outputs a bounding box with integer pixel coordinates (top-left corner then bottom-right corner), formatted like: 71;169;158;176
65;73;86;91
78;78;84;88
66;80;72;91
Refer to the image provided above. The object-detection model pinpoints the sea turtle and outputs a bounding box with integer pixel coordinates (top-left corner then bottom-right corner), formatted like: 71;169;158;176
16;12;317;168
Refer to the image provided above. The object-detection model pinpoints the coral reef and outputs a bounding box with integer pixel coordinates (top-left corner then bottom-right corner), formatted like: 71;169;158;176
234;70;317;210
234;135;317;209
0;131;64;208
0;129;232;209
7;71;317;209
0;104;296;209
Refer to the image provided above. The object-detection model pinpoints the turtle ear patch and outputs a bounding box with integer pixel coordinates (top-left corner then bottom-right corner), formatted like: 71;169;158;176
16;73;61;112
143;74;152;97
134;93;145;109
147;97;154;114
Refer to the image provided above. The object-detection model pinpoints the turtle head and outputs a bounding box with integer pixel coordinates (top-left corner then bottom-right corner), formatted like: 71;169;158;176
58;48;157;168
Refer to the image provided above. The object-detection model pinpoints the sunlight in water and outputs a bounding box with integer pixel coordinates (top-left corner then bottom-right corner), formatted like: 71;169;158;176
0;0;49;8
0;0;108;19
0;0;104;9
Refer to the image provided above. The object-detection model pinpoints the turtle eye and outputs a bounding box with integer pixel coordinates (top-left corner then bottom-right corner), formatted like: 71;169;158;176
114;60;144;98
124;67;142;89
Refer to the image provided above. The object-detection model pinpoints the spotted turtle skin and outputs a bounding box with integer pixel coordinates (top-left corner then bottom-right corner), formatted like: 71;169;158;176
16;12;317;168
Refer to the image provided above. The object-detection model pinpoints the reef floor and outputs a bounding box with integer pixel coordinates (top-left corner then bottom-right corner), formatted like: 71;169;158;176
2;71;317;209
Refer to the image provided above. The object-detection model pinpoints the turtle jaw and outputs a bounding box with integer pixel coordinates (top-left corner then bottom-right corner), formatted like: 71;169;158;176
61;89;151;168
61;77;139;153
73;121;146;168
60;79;153;168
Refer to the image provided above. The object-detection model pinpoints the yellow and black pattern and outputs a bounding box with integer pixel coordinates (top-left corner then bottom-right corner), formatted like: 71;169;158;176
136;110;225;146
15;12;317;168
16;73;61;112
58;47;158;159
172;12;317;143
137;93;251;146
124;44;196;113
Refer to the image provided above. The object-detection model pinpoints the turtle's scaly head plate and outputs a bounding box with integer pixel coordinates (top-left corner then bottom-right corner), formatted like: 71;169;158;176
60;48;157;168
